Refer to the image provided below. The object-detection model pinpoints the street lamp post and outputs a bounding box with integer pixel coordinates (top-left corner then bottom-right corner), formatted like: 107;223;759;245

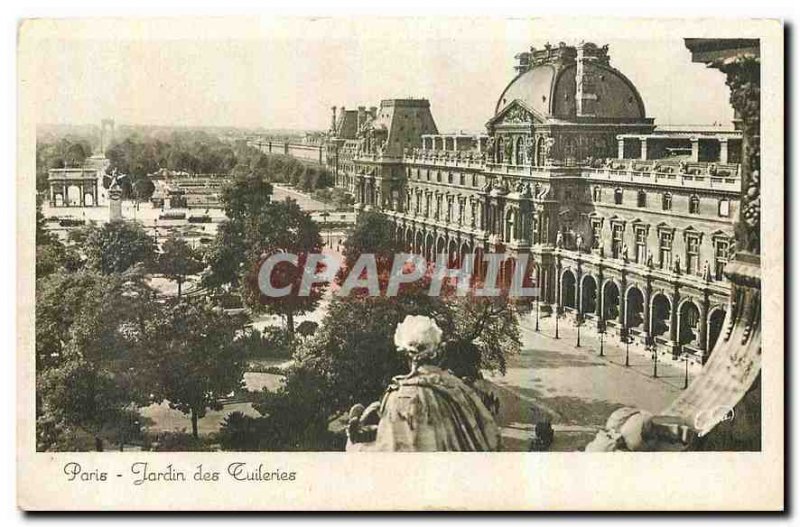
575;313;582;348
624;332;631;367
598;321;605;358
649;341;659;378
682;350;690;389
535;295;540;332
554;306;561;340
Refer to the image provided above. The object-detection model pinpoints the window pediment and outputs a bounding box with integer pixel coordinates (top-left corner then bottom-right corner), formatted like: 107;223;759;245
488;99;544;127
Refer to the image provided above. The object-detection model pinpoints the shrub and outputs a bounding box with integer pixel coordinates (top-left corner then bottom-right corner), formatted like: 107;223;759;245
59;218;86;227
236;326;292;359
218;411;263;451
159;212;186;220
188;215;212;223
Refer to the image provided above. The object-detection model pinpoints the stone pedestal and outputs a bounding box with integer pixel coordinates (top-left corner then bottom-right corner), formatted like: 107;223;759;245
109;188;122;221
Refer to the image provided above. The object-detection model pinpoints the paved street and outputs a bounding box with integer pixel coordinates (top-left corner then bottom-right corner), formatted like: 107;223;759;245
272;184;328;211
484;312;687;451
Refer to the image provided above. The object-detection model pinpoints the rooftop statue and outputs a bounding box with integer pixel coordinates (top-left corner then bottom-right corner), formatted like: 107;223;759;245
346;316;501;452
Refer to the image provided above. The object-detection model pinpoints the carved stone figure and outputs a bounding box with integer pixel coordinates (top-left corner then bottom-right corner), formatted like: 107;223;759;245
703;260;712;282
556;230;564;248
346;316;500;452
502;105;533;124
503;137;513;163
542;136;555;164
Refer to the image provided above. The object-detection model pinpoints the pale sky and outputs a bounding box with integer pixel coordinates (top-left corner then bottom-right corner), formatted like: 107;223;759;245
23;18;735;132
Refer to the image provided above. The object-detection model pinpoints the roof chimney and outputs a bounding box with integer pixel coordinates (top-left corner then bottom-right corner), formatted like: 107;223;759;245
357;106;366;130
330;106;337;132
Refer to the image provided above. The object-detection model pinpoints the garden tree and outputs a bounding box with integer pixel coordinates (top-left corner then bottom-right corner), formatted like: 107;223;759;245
207;172;324;335
201;220;247;291
35;200;81;279
35;136;93;191
201;172;272;290
105;132;236;200
62;141;90;167
220;172;273;223
230;146;333;192
81;220;157;274
240;199;325;336
312;187;354;211
295;286;450;413
250;363;340;451
36;268;159;451
157;233;204;298
339;210;407;281
282;282;521;430
131;177;156;202
36;270;106;371
147;300;247;438
36;240;81;280
440;295;521;380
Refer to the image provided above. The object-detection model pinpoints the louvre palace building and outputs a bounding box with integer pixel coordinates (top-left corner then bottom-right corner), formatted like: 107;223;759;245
323;41;743;364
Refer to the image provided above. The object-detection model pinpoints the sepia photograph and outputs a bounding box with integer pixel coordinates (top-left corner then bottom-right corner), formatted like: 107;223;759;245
15;15;784;511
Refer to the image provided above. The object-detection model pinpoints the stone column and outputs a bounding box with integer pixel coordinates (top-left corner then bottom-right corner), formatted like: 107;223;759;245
699;293;710;359
643;279;652;341
640;138;648;160
669;290;679;353
691;137;700;162
595;269;603;327
575;263;583;316
618;274;627;335
555;260;563;310
719;138;729;164
618;138;625;159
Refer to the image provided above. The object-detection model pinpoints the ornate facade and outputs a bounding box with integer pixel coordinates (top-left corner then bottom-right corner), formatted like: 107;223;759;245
325;41;746;364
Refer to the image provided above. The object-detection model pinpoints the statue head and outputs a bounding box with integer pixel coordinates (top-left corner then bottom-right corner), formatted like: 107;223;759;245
394;315;443;366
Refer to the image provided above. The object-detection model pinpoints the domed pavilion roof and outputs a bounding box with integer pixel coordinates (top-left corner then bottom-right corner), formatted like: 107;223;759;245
494;42;647;121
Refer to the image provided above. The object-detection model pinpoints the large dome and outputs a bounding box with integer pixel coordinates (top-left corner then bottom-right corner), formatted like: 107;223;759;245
494;45;647;121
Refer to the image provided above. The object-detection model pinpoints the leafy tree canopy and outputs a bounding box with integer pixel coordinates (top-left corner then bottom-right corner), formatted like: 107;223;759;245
80;221;157;275
146;300;247;437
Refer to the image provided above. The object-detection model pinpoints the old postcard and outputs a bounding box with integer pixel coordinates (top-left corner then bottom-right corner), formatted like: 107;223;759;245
16;17;784;510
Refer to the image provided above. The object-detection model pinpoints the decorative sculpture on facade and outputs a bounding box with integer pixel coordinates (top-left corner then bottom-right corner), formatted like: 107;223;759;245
501;105;533;124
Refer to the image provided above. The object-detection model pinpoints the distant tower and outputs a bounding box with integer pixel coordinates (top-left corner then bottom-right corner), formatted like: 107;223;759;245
100;119;115;156
331;106;337;132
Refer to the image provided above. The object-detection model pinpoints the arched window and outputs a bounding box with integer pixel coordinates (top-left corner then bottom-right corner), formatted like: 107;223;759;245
515;136;525;165
637;190;647;208
662;193;672;211
614;188;623;205
689;195;700;214
718;198;730;217
593;187;602;202
536;137;546;167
